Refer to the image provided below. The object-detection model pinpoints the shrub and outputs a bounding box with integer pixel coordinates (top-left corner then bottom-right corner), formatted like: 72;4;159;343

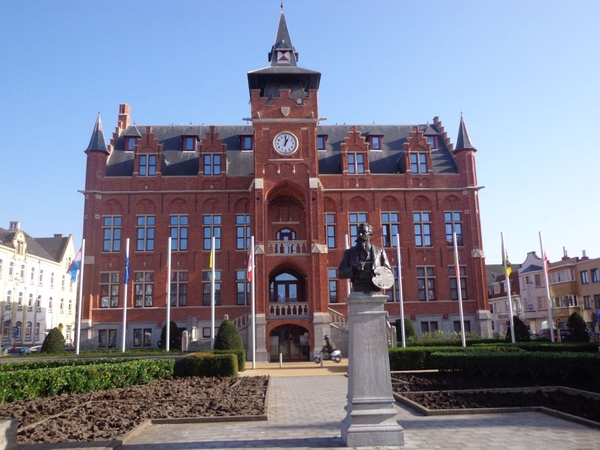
214;320;244;351
159;321;182;350
505;316;531;342
395;318;415;344
41;327;65;354
567;311;589;342
185;353;238;377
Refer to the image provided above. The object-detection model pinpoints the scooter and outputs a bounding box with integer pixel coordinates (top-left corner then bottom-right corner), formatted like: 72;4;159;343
314;348;342;363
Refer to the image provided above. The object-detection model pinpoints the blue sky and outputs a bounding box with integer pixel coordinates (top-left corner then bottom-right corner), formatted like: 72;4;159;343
1;0;598;265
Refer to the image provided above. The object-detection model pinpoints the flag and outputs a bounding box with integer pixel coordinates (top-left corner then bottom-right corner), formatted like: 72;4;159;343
502;251;512;277
543;252;550;274
68;248;82;283
123;255;130;285
247;251;253;282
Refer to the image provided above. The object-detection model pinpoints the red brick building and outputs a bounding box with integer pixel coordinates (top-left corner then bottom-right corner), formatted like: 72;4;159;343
80;9;490;360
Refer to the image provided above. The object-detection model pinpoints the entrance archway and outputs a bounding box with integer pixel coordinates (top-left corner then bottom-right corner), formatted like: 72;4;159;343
269;324;310;362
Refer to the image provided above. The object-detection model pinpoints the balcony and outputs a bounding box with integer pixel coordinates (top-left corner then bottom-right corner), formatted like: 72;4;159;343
269;302;309;317
267;240;308;255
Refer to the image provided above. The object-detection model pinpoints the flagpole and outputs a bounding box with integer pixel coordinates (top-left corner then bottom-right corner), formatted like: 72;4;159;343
453;232;466;348
210;235;216;350
121;238;130;353
75;239;85;355
166;237;172;352
539;232;555;343
250;236;256;369
395;233;406;347
345;234;351;295
501;232;516;343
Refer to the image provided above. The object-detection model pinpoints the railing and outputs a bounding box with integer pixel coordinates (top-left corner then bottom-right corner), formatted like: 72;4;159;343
329;307;348;332
267;240;308;254
231;311;250;328
269;302;309;317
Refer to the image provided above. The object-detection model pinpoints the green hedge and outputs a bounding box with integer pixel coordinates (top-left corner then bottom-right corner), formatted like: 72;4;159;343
429;351;600;383
212;349;246;372
0;357;161;373
184;352;238;377
0;358;175;403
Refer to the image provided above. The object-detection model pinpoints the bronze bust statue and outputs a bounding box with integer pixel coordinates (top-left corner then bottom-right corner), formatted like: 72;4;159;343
338;223;394;293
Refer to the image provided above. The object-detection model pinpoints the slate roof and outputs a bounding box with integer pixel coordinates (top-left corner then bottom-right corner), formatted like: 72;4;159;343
105;122;458;178
0;227;70;263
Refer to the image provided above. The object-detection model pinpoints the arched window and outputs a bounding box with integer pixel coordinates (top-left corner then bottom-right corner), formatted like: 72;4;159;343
25;322;32;340
270;272;304;303
275;228;297;253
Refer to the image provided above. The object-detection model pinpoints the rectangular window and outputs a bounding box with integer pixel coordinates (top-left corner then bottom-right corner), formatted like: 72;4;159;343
413;212;432;247
328;268;338;303
410;152;428;173
203;271;221;306
126;137;137;151
241;136;253;150
421;321;438;333
581;270;589;284
184;136;196;151
453;320;471;333
203;154;221;176
427;136;437;149
417;266;435;301
348;153;365;174
102;216;122;252
100;272;120;308
553;295;578;308
325;213;336;249
584;295;592;309
236;214;251;250
534;274;542;287
136;215;155;252
317;135;327;150
595;294;600;309
98;329;117;348
349;212;368;243
134;271;154;307
236;270;250;305
133;328;153;347
591;268;599;283
444;212;463;246
381;212;399;247
170;271;188;307
550;269;575;284
449;266;467;300
139;155;157;176
369;136;382;150
203;215;222;250
170;215;188;251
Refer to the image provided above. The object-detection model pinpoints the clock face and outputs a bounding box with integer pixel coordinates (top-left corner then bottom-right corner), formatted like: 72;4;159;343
273;132;298;155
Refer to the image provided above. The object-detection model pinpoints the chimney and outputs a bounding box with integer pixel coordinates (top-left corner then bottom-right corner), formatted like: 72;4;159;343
9;221;20;230
582;250;589;260
118;103;131;130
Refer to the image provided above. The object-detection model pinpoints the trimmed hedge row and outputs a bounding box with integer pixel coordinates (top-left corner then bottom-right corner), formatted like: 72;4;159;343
0;357;160;373
430;351;600;383
0;358;175;403
185;352;238;377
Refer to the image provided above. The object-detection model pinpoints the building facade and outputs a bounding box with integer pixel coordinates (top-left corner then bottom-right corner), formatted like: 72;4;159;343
79;10;491;360
0;221;77;348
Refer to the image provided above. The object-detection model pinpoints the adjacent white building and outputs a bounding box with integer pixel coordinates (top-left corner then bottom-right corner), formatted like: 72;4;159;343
0;221;77;348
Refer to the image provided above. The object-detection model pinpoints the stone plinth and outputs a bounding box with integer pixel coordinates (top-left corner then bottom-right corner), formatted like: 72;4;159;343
341;291;404;447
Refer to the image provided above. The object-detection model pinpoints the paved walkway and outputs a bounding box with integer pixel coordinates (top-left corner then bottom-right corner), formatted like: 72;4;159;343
17;361;600;449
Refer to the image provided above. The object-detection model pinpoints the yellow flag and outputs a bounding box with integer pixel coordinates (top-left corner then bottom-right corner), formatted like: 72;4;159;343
502;252;512;277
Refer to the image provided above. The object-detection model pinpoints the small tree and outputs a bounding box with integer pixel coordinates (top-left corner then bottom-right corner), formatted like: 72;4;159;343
567;311;589;342
505;316;531;342
159;321;182;350
396;318;416;345
214;319;244;351
41;327;66;354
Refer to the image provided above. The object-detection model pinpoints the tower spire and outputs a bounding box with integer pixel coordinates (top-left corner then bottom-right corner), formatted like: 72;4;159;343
455;113;476;151
268;5;298;67
85;113;108;154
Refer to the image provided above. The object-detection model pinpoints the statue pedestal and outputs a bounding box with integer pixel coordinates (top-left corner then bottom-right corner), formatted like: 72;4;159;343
341;291;404;447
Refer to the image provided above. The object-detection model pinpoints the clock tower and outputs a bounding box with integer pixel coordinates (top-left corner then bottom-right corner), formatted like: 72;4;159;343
246;6;330;359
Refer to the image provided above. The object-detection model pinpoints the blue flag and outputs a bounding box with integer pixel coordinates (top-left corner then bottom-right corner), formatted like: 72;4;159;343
68;248;82;283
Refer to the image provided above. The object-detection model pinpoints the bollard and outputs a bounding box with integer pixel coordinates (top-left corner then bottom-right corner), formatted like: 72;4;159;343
279;353;283;368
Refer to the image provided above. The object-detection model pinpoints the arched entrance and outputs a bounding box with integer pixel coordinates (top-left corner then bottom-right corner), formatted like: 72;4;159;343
269;324;310;362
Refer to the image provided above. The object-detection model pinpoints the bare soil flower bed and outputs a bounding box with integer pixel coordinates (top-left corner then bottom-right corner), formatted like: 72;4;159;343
392;371;600;424
0;376;268;445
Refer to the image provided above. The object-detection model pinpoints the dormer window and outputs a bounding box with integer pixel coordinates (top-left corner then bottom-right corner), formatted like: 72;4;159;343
241;136;253;151
410;153;428;174
317;135;327;150
427;136;437;149
368;136;382;150
183;136;196;151
126;137;137;152
277;51;291;63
